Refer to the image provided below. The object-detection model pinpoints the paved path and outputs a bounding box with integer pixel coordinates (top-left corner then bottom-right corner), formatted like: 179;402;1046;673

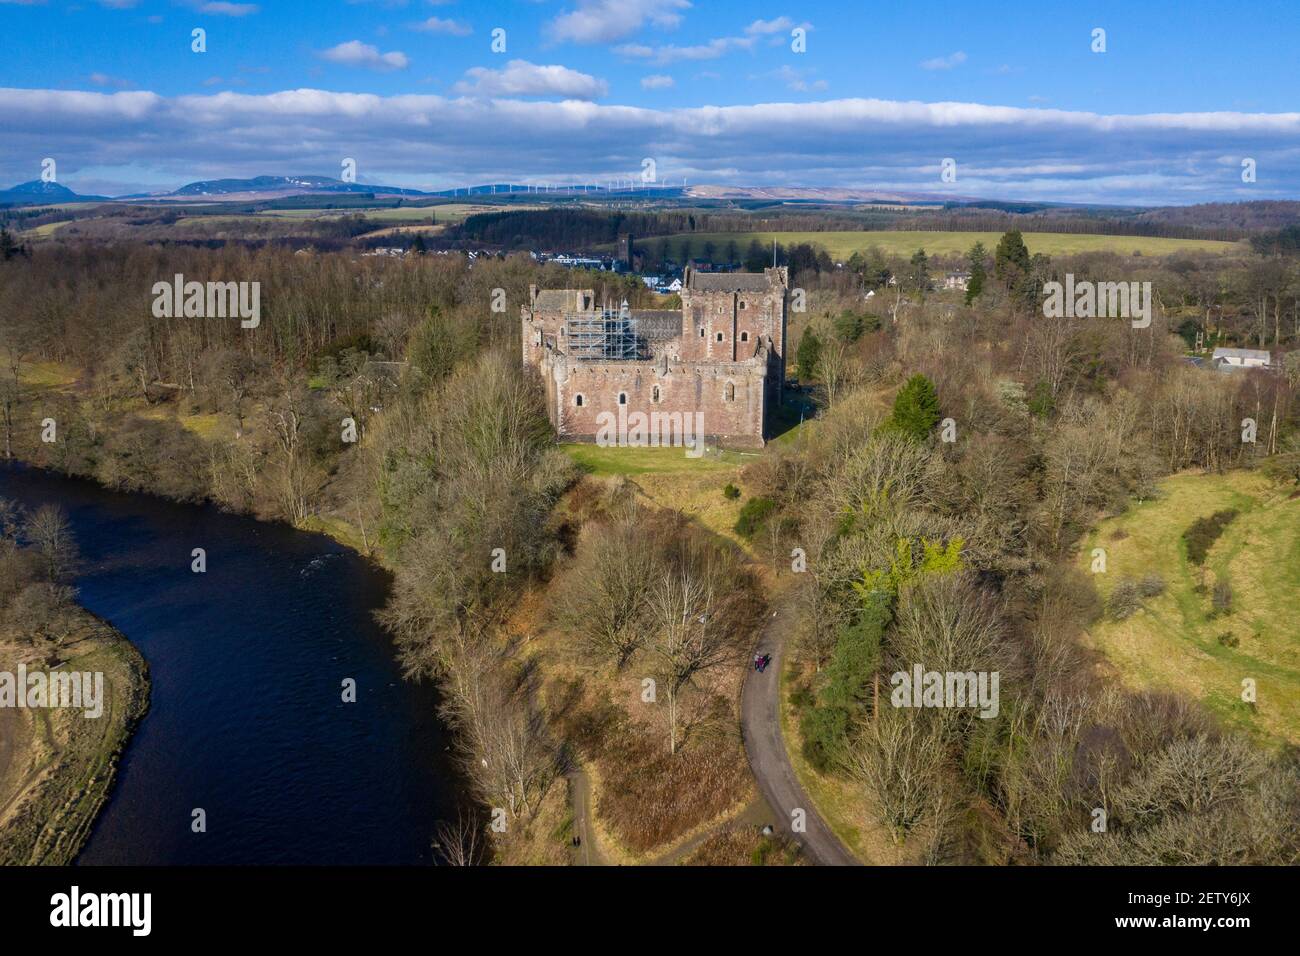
740;603;861;866
568;767;608;866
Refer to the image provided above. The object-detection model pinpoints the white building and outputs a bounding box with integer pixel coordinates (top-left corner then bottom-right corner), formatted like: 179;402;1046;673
1212;347;1271;370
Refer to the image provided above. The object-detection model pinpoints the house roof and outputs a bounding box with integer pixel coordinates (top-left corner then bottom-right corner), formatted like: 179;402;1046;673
1211;347;1271;361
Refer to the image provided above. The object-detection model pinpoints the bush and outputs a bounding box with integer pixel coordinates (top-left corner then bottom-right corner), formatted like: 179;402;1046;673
799;599;889;773
1212;580;1233;615
1217;631;1239;648
800;703;850;773
734;497;776;538
1026;381;1056;419
832;310;879;344
788;684;815;711
1108;579;1143;620
1137;573;1166;598
1183;510;1238;565
722;483;741;500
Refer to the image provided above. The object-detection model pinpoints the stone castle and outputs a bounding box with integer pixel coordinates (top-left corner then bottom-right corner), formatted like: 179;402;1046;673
522;267;789;448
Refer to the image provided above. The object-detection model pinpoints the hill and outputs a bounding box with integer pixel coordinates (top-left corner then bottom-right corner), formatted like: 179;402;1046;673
0;181;107;206
1081;471;1300;745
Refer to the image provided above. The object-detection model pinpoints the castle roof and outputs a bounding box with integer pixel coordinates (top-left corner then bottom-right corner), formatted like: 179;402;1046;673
533;289;592;312
687;272;774;292
630;310;681;340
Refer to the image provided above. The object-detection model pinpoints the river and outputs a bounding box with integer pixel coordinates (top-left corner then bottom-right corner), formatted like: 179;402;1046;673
0;464;462;865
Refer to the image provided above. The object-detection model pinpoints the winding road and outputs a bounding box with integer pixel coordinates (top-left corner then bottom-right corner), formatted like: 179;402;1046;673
740;602;861;866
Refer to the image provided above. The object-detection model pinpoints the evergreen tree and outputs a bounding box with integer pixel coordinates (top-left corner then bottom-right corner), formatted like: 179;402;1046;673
993;229;1031;288
796;326;822;382
907;248;930;296
888;373;941;440
965;241;987;304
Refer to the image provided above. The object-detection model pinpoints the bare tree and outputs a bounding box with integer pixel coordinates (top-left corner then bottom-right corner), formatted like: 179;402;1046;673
644;551;727;755
25;504;78;581
433;809;487;866
553;508;663;668
0;346;23;460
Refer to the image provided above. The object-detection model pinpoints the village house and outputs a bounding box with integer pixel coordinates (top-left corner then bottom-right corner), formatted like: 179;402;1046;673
1212;347;1272;371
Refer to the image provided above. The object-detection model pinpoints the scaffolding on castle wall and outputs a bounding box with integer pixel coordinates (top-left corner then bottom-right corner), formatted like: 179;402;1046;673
564;301;639;361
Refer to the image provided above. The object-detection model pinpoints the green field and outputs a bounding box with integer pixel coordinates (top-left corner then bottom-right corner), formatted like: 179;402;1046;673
639;230;1240;260
1081;471;1300;745
561;442;748;476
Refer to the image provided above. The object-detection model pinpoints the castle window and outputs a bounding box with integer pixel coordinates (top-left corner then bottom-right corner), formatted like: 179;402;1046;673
740;331;749;342
739;301;747;310
724;382;735;402
575;394;584;407
716;332;724;342
618;392;627;405
652;385;661;403
699;327;705;338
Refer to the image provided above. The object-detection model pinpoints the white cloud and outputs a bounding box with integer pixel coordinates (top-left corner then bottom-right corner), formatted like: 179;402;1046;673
452;60;607;99
615;35;756;64
319;41;409;71
745;17;792;35
197;2;259;15
413;16;471;36
3;87;1298;204
772;66;826;92
640;74;674;90
920;51;967;71
547;0;690;44
88;72;134;88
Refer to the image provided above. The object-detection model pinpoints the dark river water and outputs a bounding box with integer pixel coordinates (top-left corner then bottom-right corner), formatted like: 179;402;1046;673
0;465;462;865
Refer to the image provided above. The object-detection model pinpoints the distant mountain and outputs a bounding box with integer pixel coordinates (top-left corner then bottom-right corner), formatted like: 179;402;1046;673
159;175;433;199
0;180;107;205
684;184;974;204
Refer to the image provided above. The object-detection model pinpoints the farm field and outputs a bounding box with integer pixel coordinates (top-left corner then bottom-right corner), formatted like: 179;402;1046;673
1080;471;1300;745
637;230;1240;260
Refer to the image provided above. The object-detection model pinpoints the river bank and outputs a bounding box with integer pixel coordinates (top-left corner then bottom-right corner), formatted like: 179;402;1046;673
0;464;462;864
0;607;149;865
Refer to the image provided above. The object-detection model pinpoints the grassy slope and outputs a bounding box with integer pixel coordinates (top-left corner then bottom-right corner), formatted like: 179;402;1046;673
1081;471;1300;745
636;230;1239;260
561;443;755;546
0;613;149;865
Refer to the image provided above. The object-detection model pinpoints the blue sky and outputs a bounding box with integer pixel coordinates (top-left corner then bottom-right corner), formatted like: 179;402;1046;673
2;0;1298;203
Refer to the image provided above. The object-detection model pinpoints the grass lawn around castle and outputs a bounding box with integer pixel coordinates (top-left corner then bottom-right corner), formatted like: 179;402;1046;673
561;442;750;476
1080;470;1300;746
